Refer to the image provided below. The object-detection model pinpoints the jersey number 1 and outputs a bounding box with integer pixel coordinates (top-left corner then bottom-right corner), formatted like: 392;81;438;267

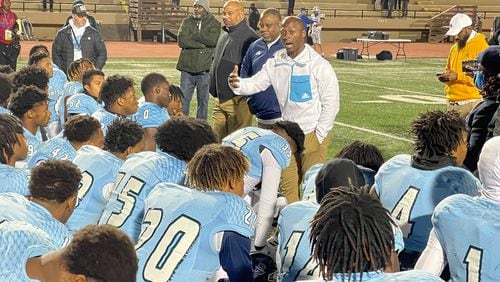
464;245;483;282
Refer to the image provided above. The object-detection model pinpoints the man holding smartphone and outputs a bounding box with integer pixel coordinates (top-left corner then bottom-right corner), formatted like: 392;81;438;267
437;13;488;119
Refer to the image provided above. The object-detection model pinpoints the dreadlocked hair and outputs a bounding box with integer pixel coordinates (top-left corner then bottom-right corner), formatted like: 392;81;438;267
0;114;23;164
310;186;394;281
67;58;95;82
169;84;184;102
480;75;500;98
187;144;249;192
335;141;384;172
411;110;465;158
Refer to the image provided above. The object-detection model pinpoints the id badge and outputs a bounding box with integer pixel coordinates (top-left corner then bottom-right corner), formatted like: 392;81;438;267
74;48;83;60
4;30;12;41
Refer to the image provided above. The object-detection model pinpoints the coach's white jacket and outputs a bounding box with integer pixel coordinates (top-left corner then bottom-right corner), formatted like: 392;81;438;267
230;44;339;143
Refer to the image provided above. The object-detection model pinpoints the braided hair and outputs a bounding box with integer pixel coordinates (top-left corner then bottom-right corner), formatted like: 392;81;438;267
67;58;95;82
310;186;394;281
0;114;24;164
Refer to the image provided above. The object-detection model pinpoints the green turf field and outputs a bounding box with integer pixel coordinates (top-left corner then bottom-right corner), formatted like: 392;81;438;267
55;57;450;161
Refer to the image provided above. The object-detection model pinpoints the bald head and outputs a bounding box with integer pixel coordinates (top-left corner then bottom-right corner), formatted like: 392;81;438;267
280;16;306;59
282;16;305;32
223;0;245;28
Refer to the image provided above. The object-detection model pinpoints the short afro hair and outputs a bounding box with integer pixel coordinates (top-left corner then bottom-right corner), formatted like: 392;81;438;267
63;115;102;143
103;118;144;153
29;160;82;203
0;72;12;105
141;72;167;97
28;51;50;66
29;44;49;57
100;75;135;108
0;64;14;74
62;225;138;282
9;85;48;119
12;65;49;93
82;69;105;87
155;117;218;161
335;141;384;172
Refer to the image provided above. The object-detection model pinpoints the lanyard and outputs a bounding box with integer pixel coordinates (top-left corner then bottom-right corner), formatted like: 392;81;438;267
70;27;81;49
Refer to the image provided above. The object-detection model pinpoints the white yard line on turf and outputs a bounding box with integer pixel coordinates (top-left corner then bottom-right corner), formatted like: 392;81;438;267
334;122;413;143
340;81;443;98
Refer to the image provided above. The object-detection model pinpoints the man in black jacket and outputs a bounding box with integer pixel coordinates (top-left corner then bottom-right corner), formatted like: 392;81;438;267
209;0;258;141
52;4;107;74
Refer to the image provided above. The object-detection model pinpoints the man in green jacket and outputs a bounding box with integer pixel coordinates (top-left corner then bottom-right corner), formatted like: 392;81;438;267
176;0;220;120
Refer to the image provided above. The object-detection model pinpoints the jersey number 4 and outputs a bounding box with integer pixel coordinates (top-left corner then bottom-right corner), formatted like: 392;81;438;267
137;208;201;282
464;245;483;282
282;231;319;280
390;186;420;238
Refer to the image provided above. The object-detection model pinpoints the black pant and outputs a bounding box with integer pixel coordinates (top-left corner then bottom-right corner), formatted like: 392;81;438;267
287;0;295;16
42;0;53;11
0;42;20;71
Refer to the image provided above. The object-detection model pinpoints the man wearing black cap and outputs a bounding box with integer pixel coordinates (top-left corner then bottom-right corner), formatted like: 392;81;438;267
176;0;220;120
52;3;107;74
64;1;99;30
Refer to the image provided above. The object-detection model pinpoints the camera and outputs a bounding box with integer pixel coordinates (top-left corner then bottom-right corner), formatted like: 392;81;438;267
462;59;479;72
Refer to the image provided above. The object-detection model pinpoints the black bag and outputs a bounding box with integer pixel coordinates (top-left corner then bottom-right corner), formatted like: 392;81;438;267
376;50;392;60
336;49;344;59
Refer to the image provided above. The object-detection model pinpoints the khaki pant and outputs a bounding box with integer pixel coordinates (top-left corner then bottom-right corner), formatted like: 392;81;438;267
212;96;253;142
280;130;332;203
447;100;481;121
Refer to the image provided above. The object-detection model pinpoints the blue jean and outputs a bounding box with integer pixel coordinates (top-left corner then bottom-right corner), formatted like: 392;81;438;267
180;70;209;120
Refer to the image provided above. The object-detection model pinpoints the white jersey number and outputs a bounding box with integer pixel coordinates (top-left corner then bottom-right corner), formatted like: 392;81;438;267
75;171;94;208
464;245;483;282
140;211;201;282
390;186;420;238
107;173;146;227
282;231;319;280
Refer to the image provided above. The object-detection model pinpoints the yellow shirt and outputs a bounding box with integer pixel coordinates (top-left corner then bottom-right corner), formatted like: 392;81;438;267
444;32;489;102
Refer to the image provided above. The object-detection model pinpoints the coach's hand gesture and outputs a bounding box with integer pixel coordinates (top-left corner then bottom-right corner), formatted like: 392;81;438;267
229;65;240;88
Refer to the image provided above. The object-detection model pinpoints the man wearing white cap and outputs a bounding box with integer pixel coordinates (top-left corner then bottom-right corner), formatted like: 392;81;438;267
415;136;500;281
437;13;488;119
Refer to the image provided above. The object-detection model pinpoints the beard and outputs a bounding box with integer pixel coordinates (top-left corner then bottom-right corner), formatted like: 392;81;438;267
457;33;471;49
192;13;202;19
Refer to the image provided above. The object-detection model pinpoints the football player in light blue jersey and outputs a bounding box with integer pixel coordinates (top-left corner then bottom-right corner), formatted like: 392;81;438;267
416;136;500;281
67;119;145;232
27;115;103;169
10;85;51;162
66;69;105;117
28;45;67;136
0;220;58;281
0;114;30;195
136;72;171;151
223;121;304;250
137;144;255;281
278;158;401;282
0;223;137;282
100;117;217;243
92;75;138;135
309;186;442;282
301;142;384;201
0;73;12;114
0;160;81;248
372;110;481;269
